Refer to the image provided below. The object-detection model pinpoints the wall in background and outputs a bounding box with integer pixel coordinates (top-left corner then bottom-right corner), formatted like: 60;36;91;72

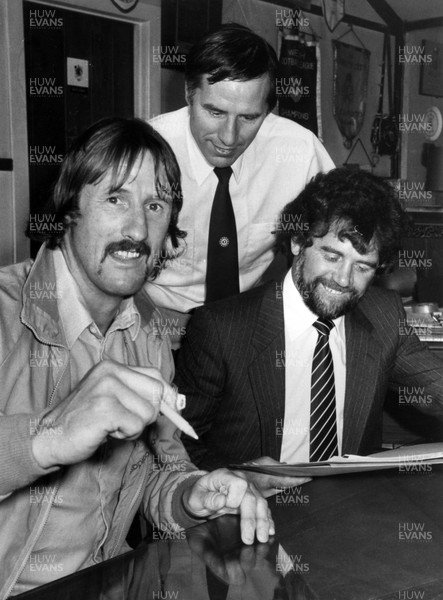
0;0;28;265
400;27;443;185
396;27;443;305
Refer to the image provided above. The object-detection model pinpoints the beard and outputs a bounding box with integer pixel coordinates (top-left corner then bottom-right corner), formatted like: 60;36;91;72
292;253;363;319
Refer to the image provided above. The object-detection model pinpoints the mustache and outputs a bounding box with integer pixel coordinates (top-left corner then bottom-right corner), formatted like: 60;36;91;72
102;239;151;262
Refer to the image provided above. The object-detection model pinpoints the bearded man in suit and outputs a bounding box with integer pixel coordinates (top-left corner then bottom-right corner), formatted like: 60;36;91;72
175;168;443;495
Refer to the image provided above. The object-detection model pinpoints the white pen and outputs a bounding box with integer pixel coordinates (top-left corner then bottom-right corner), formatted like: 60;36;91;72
160;388;199;440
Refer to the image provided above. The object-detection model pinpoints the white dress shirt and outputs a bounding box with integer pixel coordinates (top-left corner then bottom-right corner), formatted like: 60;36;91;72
146;107;334;313
280;271;346;463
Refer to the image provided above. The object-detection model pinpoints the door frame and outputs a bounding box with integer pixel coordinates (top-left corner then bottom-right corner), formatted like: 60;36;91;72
7;0;161;262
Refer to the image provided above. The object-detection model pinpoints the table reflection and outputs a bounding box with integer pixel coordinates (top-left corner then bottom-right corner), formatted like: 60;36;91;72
14;515;311;600
14;468;443;600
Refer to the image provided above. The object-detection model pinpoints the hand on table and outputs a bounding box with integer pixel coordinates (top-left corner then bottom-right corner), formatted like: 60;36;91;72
32;361;175;468
182;468;274;545
236;456;312;497
187;516;276;586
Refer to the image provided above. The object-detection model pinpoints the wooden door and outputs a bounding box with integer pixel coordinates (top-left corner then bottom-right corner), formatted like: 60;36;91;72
24;1;134;255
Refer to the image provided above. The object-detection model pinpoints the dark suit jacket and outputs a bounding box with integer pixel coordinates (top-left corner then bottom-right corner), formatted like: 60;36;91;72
176;281;443;470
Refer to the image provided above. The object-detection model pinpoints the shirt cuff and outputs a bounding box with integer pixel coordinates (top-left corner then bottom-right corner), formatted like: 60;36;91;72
171;471;208;529
0;413;59;496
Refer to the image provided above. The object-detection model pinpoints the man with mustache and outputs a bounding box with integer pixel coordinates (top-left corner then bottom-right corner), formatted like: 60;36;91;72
0;118;273;597
175;168;443;495
146;23;333;348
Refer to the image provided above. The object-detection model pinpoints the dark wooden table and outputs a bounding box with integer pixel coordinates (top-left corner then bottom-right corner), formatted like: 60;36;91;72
13;465;443;600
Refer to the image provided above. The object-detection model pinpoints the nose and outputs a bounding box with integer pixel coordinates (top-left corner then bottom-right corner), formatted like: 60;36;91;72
334;261;353;288
218;117;238;147
121;204;148;242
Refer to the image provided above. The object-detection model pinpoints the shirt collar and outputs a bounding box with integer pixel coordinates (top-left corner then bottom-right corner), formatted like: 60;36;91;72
53;247;141;348
108;298;141;342
283;270;345;341
185;107;244;185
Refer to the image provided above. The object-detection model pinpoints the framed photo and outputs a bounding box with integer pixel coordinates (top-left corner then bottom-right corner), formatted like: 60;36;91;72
420;39;443;97
67;57;89;89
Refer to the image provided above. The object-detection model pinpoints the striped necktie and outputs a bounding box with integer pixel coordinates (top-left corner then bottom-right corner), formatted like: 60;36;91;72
309;318;339;462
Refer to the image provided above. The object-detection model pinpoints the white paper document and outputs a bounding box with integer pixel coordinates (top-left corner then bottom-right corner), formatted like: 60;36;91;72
231;443;443;477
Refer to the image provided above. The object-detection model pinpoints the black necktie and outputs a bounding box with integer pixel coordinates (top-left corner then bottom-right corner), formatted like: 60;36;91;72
205;167;239;302
309;318;339;462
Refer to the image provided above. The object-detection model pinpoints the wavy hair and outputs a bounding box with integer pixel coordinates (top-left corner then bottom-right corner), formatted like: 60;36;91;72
275;168;409;273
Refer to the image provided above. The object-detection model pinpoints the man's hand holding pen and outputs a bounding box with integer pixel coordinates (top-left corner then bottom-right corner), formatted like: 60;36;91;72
31;361;195;468
31;360;273;544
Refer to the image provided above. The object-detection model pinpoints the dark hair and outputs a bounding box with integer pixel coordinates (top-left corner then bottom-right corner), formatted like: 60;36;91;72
185;23;278;111
27;117;186;279
275;168;409;274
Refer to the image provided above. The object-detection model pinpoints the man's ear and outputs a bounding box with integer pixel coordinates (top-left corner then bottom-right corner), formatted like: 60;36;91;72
290;237;302;257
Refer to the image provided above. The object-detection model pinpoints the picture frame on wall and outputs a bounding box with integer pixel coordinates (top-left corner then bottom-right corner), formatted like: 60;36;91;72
419;39;443;97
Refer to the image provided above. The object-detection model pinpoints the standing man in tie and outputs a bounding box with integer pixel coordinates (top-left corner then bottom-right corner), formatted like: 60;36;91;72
175;168;443;495
146;23;334;347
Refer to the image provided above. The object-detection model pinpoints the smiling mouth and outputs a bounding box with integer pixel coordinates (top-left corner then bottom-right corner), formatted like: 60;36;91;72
321;283;349;296
111;250;142;260
213;144;235;155
105;248;149;266
103;239;150;265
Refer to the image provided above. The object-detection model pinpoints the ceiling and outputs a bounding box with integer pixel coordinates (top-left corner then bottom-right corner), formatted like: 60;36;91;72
307;0;443;28
263;0;443;28
382;0;443;23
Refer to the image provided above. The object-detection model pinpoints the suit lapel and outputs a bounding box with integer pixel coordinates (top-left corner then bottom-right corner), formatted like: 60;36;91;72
248;283;285;459
246;284;383;458
343;305;382;454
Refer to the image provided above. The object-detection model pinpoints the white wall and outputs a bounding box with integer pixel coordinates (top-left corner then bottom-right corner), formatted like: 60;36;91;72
0;0;28;265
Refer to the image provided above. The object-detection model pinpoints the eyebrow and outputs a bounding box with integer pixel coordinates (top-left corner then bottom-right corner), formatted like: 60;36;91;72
107;186;131;195
106;185;170;203
202;102;262;119
320;245;379;268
